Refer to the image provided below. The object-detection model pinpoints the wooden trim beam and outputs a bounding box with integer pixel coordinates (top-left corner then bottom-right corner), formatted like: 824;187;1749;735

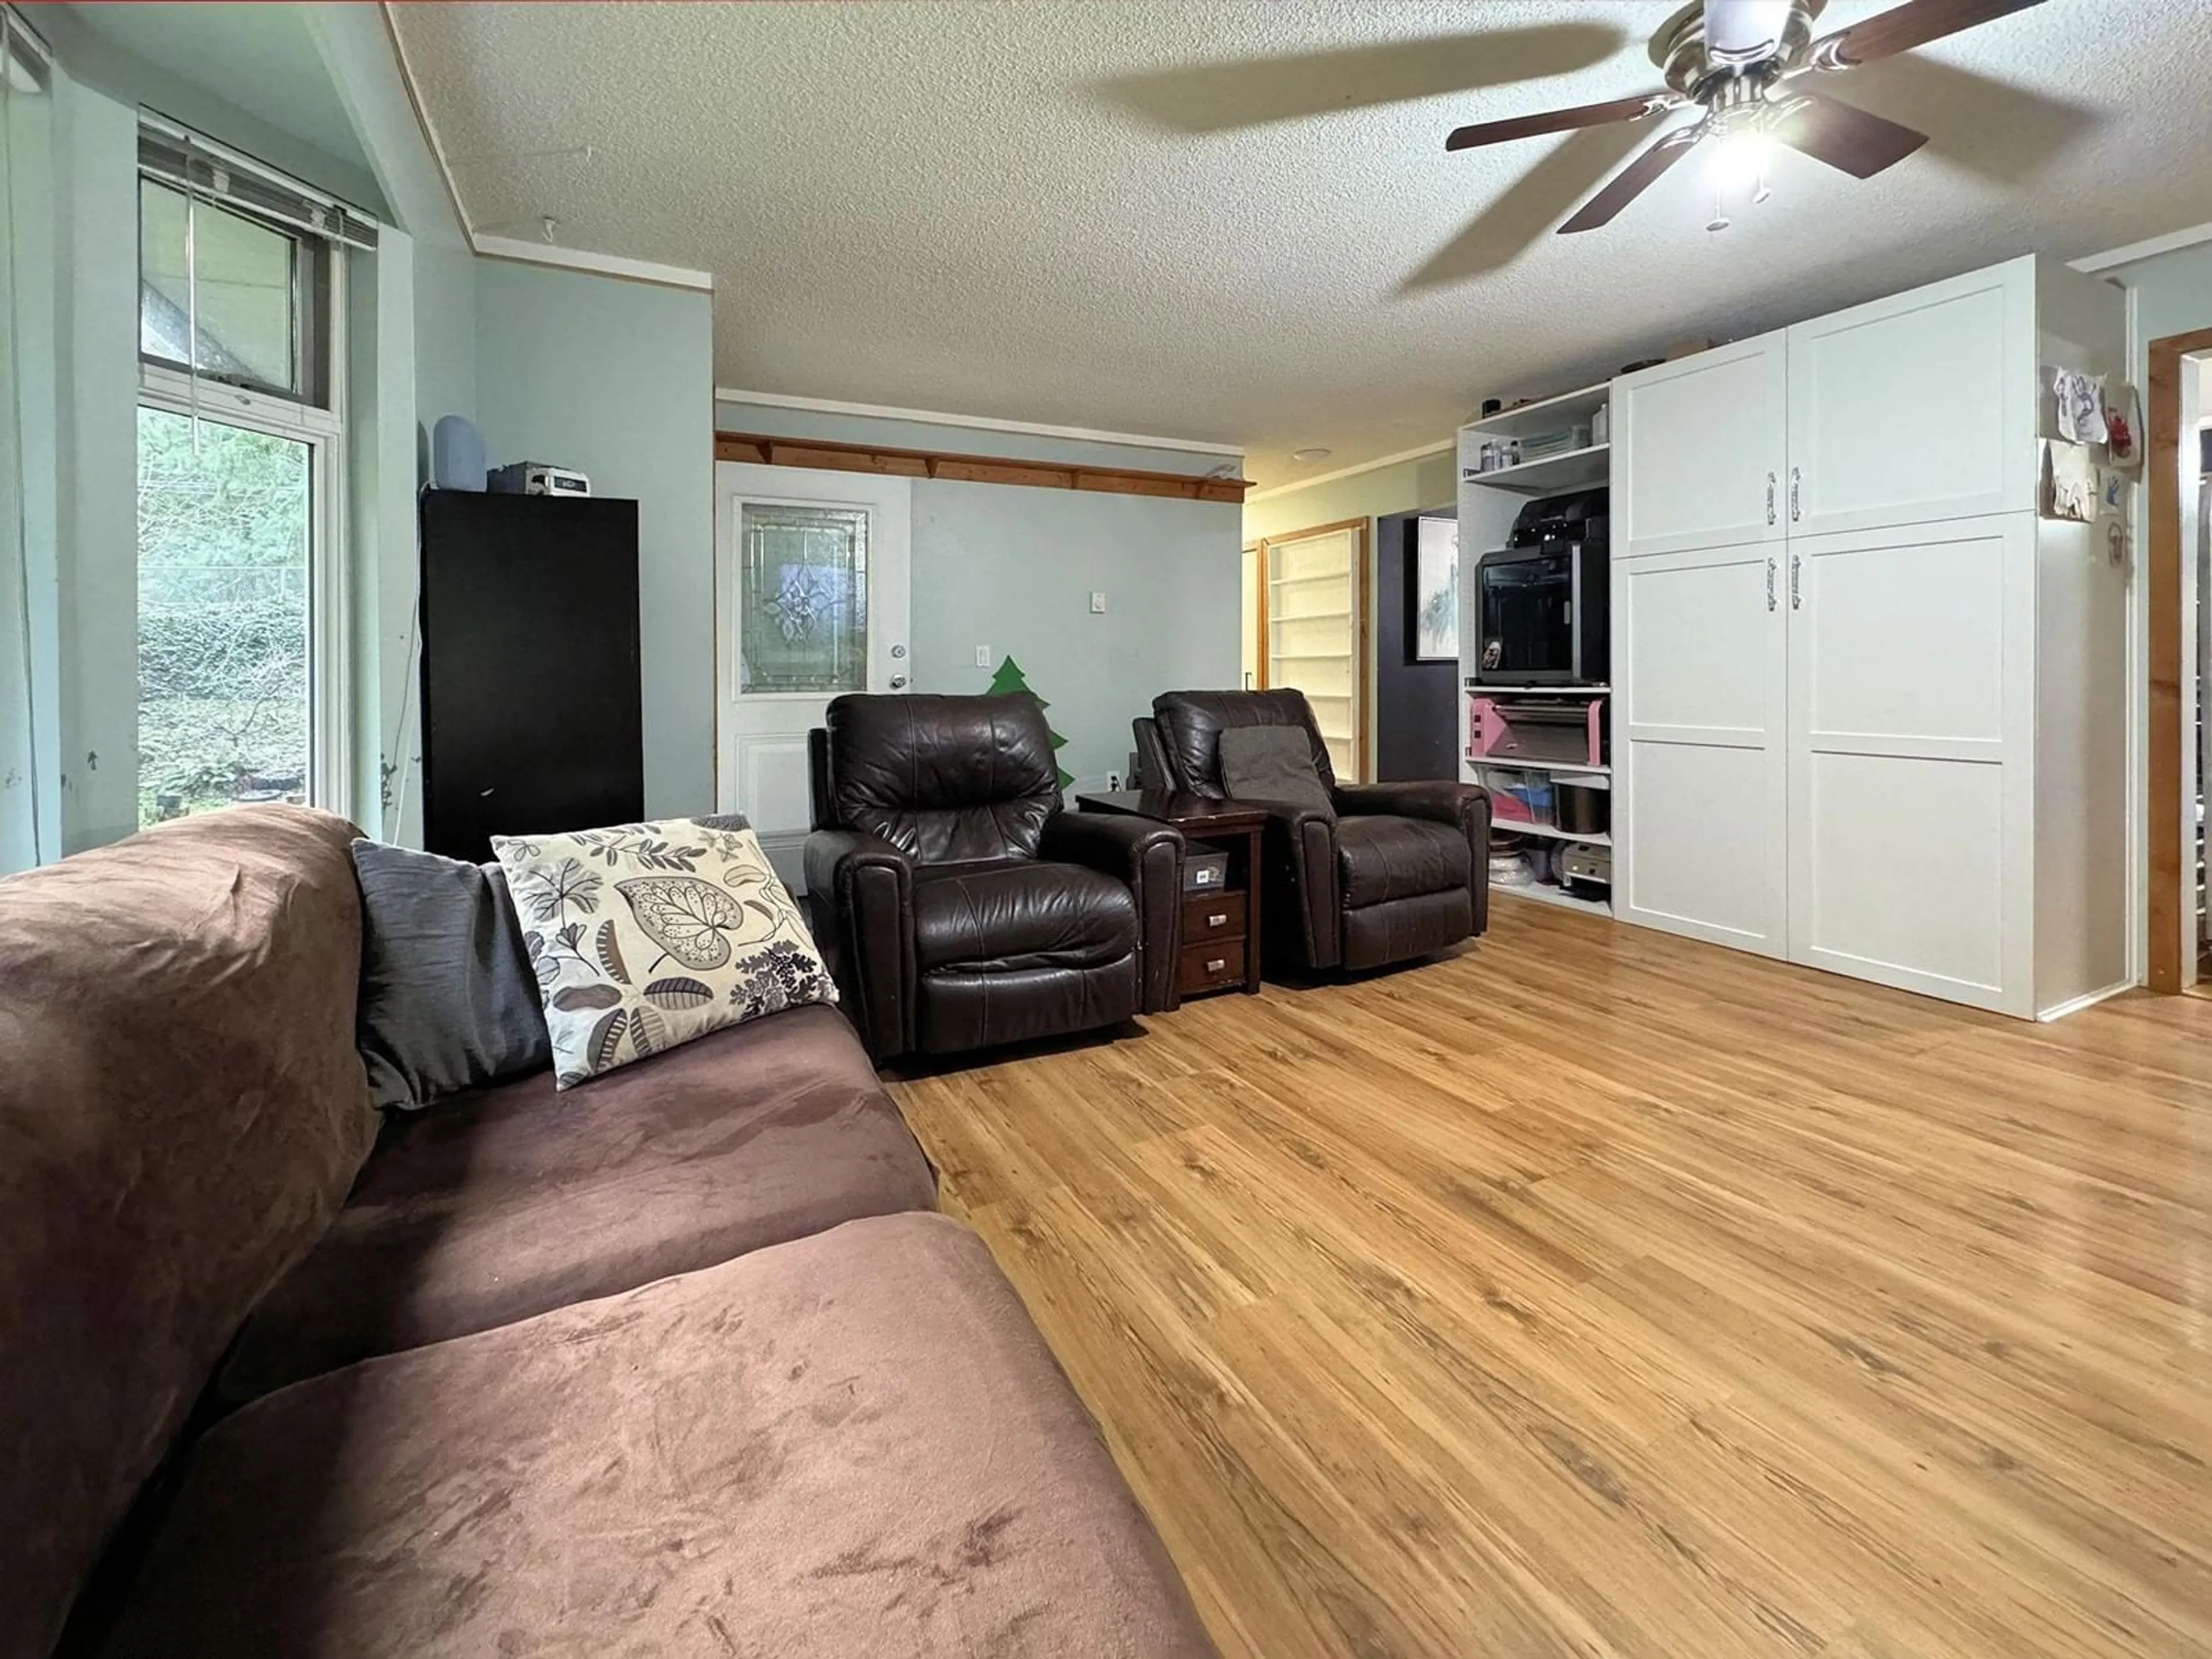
2144;326;2212;993
714;430;1251;503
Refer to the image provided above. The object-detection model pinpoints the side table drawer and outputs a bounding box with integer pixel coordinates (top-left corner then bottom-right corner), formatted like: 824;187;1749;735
1177;940;1246;995
1181;891;1247;944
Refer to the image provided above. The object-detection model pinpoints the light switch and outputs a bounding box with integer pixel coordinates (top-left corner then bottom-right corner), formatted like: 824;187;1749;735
974;645;991;668
1089;591;1107;613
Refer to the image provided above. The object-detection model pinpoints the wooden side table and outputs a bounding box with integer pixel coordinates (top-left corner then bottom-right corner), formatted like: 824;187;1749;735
1075;790;1265;1002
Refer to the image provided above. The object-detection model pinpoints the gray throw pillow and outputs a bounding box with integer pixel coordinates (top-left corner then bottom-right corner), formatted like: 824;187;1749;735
351;840;552;1109
1218;724;1335;819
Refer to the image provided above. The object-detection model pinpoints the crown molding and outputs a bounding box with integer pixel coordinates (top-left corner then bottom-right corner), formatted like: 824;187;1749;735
2071;222;2212;274
1245;440;1455;503
379;1;712;293
714;388;1245;458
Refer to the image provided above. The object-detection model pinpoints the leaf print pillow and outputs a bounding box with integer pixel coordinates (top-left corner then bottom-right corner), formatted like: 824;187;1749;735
491;817;836;1088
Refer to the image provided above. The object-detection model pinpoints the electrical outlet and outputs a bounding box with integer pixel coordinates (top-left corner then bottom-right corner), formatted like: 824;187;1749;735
974;645;991;668
1089;591;1107;614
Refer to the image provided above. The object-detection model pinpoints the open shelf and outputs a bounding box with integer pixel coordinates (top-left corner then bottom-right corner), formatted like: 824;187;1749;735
1461;380;1609;441
1493;821;1610;847
1462;441;1610;495
1492;881;1612;918
1467;755;1610;780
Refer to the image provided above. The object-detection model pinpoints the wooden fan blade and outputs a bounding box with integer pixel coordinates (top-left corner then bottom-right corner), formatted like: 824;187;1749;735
1771;90;1929;179
1446;92;1675;153
1813;0;2048;68
1558;124;1703;234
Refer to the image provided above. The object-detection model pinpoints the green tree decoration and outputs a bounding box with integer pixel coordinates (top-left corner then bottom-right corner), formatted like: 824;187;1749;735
986;655;1074;789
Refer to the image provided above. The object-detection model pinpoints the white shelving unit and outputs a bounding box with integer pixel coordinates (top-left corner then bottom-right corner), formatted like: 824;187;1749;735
1493;882;1613;918
1458;387;1617;919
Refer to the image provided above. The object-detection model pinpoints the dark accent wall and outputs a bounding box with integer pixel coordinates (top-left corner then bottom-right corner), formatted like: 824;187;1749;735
1374;506;1460;782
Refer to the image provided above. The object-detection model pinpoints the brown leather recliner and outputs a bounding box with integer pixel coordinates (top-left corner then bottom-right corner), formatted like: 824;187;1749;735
1139;688;1491;974
804;694;1181;1063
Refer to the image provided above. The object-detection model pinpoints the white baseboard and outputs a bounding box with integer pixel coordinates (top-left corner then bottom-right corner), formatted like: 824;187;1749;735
2036;979;2135;1022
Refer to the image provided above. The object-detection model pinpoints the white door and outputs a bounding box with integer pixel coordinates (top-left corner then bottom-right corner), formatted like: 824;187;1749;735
1785;514;2033;1014
1614;543;1789;955
714;463;911;889
1613;332;1787;559
1264;524;1365;779
1785;260;2032;538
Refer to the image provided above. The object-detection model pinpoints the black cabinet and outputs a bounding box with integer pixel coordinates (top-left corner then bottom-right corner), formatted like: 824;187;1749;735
419;491;643;863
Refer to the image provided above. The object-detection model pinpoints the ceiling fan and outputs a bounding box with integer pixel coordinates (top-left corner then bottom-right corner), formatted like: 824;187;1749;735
1445;0;2048;233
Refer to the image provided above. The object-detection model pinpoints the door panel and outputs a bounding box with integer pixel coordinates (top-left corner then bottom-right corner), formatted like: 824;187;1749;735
1786;514;2032;1012
715;463;912;889
1613;334;1787;558
1615;544;1788;954
1786;262;2029;536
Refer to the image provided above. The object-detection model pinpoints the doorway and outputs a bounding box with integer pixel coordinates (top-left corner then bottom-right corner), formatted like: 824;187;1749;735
2145;332;2212;993
1249;518;1369;781
1373;506;1460;781
713;463;911;889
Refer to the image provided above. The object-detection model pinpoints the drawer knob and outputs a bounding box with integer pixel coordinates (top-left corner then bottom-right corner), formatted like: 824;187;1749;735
1207;912;1228;927
1206;958;1226;974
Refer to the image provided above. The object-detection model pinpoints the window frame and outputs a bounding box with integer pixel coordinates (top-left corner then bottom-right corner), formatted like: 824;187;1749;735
135;262;350;821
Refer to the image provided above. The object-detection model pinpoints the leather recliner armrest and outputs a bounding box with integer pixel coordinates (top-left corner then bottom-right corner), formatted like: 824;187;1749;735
802;829;915;1059
1334;781;1493;937
1219;796;1343;971
1039;811;1185;1013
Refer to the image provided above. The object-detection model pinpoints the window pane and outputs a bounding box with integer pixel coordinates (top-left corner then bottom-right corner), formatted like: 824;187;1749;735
738;504;868;694
137;407;310;826
139;179;297;392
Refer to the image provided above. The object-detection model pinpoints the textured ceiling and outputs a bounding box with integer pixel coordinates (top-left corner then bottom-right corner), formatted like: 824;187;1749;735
392;1;2212;487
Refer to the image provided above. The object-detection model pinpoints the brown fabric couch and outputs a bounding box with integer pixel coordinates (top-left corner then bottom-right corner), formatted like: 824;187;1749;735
0;808;1213;1659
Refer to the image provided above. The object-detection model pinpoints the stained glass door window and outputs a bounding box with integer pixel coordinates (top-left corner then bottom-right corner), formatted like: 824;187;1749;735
737;503;868;694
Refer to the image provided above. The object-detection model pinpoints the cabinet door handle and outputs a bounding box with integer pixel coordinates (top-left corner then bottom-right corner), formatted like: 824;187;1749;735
1765;472;1777;526
1790;553;1803;609
1766;558;1777;612
1789;466;1802;522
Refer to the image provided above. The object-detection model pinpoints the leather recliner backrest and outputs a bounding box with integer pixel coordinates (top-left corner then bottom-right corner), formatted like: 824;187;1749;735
822;692;1062;864
1150;688;1336;800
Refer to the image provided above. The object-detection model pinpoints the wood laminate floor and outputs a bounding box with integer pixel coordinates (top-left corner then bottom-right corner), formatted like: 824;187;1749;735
889;897;2212;1659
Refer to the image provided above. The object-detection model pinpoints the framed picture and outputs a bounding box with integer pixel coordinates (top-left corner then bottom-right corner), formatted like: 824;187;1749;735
1410;516;1459;662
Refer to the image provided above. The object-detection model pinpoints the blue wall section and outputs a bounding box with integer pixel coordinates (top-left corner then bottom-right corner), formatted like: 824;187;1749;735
478;263;716;816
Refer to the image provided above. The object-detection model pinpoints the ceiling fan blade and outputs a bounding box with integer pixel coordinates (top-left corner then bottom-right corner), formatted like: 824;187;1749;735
1811;0;2048;69
1446;91;1676;153
1558;124;1704;234
1771;89;1929;179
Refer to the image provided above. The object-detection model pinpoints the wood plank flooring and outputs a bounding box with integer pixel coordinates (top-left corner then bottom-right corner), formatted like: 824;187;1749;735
888;898;2212;1659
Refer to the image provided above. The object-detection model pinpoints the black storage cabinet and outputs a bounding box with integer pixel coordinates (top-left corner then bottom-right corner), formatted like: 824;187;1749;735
419;491;643;864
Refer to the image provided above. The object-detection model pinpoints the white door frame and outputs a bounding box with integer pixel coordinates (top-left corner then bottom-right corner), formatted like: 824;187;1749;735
714;463;911;886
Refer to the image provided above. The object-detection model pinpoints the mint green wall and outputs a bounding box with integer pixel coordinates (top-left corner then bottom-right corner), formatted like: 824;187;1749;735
482;263;716;815
715;399;1243;791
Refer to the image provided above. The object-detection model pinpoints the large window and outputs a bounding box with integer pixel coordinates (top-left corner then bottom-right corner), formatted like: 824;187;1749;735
135;125;353;828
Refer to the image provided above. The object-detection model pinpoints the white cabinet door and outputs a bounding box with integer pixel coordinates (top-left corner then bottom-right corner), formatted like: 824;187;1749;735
1785;514;2033;1014
1615;544;1790;956
1613;333;1787;559
1785;260;2032;537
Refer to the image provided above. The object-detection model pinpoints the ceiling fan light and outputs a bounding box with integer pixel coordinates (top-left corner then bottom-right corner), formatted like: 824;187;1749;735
1711;126;1774;192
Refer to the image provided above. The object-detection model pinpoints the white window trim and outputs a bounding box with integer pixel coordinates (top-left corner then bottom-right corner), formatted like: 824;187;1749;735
138;355;353;823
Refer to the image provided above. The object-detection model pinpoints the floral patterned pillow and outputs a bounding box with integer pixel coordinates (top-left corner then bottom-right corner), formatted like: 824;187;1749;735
490;817;836;1088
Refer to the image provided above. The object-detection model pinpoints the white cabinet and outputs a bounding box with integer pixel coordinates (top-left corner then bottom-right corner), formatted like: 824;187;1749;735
1613;335;1787;558
1785;516;2034;1011
1785;262;2033;537
1610;255;2127;1018
1615;545;1788;955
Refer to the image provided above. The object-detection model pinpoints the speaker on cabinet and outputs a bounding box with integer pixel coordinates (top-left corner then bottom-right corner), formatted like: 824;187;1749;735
431;415;486;492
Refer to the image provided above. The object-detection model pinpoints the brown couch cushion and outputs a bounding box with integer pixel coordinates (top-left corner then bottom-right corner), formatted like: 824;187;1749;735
910;858;1137;971
218;1003;935;1407
0;806;376;1659
1335;814;1471;908
103;1213;1217;1658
